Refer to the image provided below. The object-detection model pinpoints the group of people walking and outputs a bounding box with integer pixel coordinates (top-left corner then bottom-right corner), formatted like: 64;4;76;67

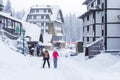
42;49;59;68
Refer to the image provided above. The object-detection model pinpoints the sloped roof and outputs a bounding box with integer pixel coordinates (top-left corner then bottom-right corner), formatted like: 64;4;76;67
22;22;41;41
50;5;64;23
83;0;93;5
22;5;64;23
0;12;22;23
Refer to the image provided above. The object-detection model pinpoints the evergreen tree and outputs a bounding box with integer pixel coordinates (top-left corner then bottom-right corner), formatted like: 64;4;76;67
16;10;25;19
4;0;12;15
63;14;82;42
0;0;4;11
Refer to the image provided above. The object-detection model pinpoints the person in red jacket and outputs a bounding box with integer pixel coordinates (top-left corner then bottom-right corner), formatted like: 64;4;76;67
52;49;59;68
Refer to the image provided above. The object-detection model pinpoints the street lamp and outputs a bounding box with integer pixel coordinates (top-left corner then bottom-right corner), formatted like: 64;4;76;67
22;29;25;54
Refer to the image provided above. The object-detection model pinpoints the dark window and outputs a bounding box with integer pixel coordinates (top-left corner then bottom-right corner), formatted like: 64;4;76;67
83;27;85;32
91;3;94;7
46;23;49;26
45;29;48;32
46;15;49;19
102;3;104;9
87;15;89;21
87;26;89;31
48;9;51;13
102;30;104;36
44;9;46;12
83;37;84;41
41;23;44;26
87;37;89;42
93;37;95;41
97;0;100;5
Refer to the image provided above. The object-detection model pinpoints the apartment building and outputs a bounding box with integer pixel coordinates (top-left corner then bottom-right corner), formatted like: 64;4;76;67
79;0;120;52
23;5;65;48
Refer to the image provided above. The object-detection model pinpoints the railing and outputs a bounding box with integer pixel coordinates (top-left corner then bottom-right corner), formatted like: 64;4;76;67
3;30;20;40
85;37;104;58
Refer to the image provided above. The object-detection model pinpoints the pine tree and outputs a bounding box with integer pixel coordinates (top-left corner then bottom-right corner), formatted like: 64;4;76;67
16;10;25;19
4;0;12;15
0;0;4;11
63;14;82;42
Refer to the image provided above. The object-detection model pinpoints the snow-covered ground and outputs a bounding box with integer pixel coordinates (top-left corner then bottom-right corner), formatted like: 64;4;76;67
0;39;120;80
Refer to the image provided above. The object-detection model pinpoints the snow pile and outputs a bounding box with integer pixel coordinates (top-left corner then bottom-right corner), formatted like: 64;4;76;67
80;53;120;71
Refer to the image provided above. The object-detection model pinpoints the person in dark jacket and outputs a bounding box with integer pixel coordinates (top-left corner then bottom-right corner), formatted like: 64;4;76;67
52;49;59;68
42;49;50;68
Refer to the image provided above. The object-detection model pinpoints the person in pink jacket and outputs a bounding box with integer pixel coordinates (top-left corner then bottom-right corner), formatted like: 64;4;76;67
52;49;59;68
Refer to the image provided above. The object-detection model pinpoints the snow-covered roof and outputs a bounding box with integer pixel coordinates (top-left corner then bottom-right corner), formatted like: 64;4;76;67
22;22;41;41
86;37;104;47
0;12;22;23
31;5;51;9
22;5;64;23
50;5;64;23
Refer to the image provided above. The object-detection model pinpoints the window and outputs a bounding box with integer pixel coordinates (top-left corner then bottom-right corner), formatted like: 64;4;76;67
48;9;51;13
87;26;89;31
41;15;44;19
102;3;104;9
93;37;95;41
41;23;44;26
87;15;89;21
46;23;49;26
44;9;46;12
97;0;100;5
36;9;39;13
93;13;95;19
102;30;104;36
87;37;89;42
102;16;104;23
33;15;36;19
15;22;21;34
28;15;32;19
45;15;49;19
83;27;85;32
30;9;35;13
91;3;94;7
45;29;48;32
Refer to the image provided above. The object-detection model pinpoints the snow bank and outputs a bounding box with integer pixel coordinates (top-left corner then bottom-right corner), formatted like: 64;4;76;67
80;53;120;71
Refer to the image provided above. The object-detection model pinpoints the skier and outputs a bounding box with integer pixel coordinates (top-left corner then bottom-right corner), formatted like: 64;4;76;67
42;49;50;68
52;49;59;68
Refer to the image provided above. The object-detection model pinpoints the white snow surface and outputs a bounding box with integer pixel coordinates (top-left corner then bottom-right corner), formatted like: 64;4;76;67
0;40;120;80
22;22;41;41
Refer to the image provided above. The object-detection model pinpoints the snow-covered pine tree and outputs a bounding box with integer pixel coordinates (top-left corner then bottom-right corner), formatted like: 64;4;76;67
63;14;82;42
0;0;4;11
16;10;25;19
4;0;12;15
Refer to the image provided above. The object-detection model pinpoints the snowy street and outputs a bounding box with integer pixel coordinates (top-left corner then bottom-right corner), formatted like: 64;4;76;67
1;40;120;80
